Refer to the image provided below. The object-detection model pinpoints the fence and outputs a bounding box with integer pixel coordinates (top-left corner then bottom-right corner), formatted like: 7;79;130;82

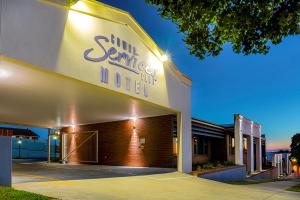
12;138;58;159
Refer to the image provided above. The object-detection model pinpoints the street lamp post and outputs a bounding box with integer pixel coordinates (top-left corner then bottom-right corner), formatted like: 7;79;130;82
17;139;22;159
53;135;58;162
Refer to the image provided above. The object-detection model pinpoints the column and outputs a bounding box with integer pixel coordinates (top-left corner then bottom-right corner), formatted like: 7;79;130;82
0;136;12;186
256;136;262;171
177;112;192;173
234;115;243;165
247;135;254;174
61;132;65;164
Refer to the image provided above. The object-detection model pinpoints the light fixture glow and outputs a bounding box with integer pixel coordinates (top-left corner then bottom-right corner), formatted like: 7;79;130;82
0;69;11;78
130;117;137;130
70;1;88;11
160;54;168;62
17;140;22;144
55;129;61;135
130;117;137;121
71;125;76;132
53;135;58;140
68;1;93;31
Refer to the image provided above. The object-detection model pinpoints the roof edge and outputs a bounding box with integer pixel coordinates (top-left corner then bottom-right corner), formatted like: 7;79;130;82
192;117;226;130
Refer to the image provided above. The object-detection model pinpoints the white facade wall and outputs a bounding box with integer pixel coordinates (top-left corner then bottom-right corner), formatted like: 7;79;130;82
0;0;192;172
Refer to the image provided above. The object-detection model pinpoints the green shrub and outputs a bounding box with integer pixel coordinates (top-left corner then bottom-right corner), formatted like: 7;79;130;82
202;163;215;169
196;165;202;171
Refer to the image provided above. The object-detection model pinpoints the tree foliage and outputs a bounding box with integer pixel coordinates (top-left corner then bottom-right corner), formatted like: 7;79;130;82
146;0;300;59
290;133;300;165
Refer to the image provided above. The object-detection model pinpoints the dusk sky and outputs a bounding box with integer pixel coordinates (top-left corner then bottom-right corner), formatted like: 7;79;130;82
99;0;300;150
2;0;299;151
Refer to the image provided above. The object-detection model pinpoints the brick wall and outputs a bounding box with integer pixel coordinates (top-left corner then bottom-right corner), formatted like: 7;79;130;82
61;115;175;168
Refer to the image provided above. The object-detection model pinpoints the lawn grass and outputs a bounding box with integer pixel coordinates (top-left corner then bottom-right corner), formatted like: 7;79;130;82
286;183;300;192
0;187;54;200
227;179;284;185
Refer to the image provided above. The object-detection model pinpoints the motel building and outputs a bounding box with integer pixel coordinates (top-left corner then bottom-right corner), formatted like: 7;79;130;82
0;0;264;186
191;115;266;174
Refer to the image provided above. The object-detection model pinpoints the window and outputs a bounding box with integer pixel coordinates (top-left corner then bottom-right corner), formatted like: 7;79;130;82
173;137;178;156
243;137;247;150
203;139;208;154
230;136;235;155
193;136;208;155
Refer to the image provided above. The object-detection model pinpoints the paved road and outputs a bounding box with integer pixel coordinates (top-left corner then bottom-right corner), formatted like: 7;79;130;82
13;161;300;200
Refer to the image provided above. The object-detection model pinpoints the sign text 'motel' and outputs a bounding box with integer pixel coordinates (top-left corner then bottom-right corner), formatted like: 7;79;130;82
84;34;159;98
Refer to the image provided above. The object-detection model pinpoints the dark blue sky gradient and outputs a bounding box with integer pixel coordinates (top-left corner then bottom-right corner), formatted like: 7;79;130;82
100;0;300;149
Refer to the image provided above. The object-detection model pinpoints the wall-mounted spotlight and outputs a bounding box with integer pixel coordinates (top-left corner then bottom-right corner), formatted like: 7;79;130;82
160;54;169;62
71;125;76;133
0;69;11;78
55;128;61;135
130;117;137;130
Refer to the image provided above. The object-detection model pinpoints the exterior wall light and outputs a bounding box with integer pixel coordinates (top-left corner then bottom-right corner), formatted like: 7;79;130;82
0;69;11;78
131;117;137;130
55;129;61;135
71;125;76;132
160;54;168;62
130;117;137;121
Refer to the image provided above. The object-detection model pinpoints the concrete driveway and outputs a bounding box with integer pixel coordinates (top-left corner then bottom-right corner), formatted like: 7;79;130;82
246;179;300;193
12;160;175;183
12;161;300;200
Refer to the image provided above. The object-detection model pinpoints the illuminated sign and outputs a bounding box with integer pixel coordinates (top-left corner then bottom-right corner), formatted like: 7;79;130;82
84;34;158;97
